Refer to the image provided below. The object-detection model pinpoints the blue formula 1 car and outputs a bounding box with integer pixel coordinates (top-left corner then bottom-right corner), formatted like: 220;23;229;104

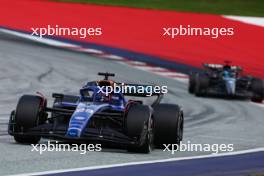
188;62;264;103
8;73;184;153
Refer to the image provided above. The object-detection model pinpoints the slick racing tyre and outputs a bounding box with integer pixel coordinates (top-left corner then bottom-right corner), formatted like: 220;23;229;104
126;104;154;153
14;95;45;144
251;78;264;103
154;104;184;148
14;135;40;144
195;74;209;96
188;73;196;94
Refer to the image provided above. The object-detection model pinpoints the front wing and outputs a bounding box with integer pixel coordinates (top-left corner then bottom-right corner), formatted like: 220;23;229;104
8;120;137;146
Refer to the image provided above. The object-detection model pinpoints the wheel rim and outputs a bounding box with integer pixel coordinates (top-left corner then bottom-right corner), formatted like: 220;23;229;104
148;118;154;151
177;114;183;142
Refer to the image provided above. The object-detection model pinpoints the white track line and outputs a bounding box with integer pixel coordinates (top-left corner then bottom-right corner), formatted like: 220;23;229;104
0;28;189;83
126;61;148;66
154;72;188;77
131;65;155;71
1;27;263;176
77;48;104;54
124;63;189;81
223;15;264;27
99;54;126;60
251;102;264;108
9;148;264;176
0;28;78;48
146;67;169;72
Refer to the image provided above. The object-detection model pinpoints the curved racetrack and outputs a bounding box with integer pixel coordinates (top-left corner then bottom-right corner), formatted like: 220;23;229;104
0;32;264;175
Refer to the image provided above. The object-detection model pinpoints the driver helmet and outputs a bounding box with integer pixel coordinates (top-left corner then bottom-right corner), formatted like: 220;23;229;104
95;92;110;102
223;70;230;77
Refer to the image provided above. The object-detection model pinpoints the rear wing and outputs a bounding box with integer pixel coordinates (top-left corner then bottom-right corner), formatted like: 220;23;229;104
116;83;163;96
203;64;223;69
118;83;164;106
98;72;115;80
204;64;242;72
230;66;242;71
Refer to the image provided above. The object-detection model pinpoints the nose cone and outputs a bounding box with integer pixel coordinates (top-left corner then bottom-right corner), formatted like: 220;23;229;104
225;79;236;95
66;128;81;137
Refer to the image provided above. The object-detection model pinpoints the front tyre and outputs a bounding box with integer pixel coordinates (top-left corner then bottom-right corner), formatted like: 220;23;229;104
154;104;184;147
188;73;196;94
14;135;40;144
126;104;154;153
13;95;45;144
136;117;154;153
251;79;264;103
194;74;209;97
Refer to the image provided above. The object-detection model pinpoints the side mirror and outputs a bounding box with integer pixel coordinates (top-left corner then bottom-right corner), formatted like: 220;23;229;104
52;93;64;99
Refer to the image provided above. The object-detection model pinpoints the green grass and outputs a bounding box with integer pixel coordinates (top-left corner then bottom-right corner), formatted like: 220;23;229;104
56;0;264;17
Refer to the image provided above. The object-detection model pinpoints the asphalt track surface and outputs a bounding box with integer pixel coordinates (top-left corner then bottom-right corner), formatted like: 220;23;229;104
0;32;264;175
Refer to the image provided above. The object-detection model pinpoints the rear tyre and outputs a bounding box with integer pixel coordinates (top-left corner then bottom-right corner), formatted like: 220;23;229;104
126;104;154;153
188;73;196;94
251;79;264;103
195;74;209;97
14;95;44;144
154;104;184;148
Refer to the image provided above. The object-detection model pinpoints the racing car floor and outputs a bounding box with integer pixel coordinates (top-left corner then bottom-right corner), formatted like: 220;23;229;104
0;32;264;175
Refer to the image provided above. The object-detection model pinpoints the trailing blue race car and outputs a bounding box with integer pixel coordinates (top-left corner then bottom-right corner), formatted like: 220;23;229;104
189;62;264;103
8;72;184;153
